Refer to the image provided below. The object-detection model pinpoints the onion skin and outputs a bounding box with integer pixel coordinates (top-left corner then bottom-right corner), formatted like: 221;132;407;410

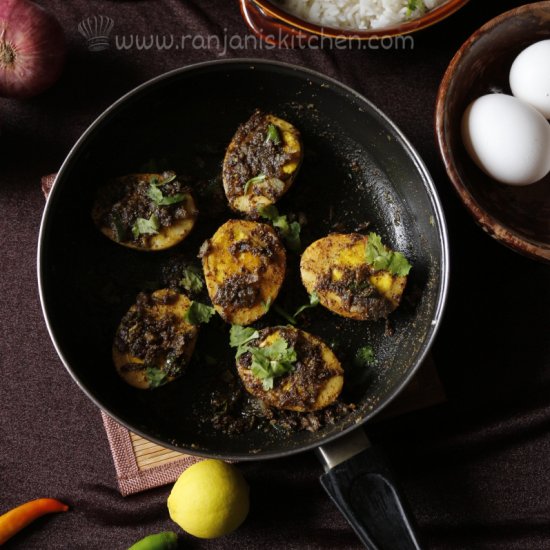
0;0;66;98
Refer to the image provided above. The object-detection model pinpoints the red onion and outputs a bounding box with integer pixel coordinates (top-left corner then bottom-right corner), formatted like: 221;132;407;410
0;0;66;98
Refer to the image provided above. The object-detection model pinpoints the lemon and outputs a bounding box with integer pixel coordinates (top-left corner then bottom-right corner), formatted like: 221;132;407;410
167;459;249;539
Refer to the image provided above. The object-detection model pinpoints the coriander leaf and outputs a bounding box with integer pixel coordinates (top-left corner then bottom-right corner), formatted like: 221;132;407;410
354;346;376;368
275;218;301;253
272;304;297;325
158;193;187;206
180;265;204;294
145;366;168;389
365;232;386;266
249;336;297;390
147;183;164;203
258;204;279;221
265;123;282;145
273;292;319;326
229;325;260;348
386;252;412;277
288;222;301;247
147;183;186;206
159;172;177;185
244;174;267;194
132;214;159;239
150;172;177;186
365;232;412;276
250;358;273;389
258;339;296;368
184;301;216;325
258;205;302;253
230;325;260;359
262;297;272;313
269;178;286;194
294;291;320;317
271;214;288;231
406;0;423;16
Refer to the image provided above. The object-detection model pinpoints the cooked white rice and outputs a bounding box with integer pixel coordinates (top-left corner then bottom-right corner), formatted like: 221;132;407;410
278;0;446;30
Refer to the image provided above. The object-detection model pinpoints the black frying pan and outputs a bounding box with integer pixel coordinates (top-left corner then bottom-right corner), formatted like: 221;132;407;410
38;60;449;549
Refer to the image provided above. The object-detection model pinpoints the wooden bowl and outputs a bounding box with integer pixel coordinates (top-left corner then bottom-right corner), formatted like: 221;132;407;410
435;2;550;262
240;0;469;44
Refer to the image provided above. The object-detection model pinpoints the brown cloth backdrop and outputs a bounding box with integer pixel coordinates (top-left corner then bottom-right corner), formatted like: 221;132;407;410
1;1;550;549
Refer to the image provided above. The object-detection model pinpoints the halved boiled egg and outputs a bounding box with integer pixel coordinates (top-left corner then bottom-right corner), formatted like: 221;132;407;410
201;219;286;326
236;326;344;412
92;171;198;251
223;110;303;216
300;233;408;321
113;289;199;389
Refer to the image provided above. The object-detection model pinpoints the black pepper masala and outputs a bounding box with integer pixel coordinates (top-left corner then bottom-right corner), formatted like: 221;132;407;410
94;173;198;244
315;264;394;320
115;291;197;377
224;110;293;200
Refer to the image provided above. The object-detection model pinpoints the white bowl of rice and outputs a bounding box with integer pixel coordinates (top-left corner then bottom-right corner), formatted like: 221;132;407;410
240;0;469;40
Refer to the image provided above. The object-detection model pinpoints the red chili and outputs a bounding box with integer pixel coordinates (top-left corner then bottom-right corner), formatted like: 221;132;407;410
0;498;69;544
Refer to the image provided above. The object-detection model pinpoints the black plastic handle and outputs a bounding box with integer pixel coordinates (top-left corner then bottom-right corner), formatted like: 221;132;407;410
319;445;421;550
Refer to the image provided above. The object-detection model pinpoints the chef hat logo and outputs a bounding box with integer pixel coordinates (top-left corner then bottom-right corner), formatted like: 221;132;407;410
78;15;114;52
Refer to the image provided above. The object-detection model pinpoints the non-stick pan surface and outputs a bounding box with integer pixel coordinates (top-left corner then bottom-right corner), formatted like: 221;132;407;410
38;60;449;460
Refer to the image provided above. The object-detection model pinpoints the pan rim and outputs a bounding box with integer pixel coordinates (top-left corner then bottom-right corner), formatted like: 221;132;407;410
37;58;450;461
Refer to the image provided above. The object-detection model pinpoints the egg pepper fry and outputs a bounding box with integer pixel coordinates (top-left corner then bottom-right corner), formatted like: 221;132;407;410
0;498;69;544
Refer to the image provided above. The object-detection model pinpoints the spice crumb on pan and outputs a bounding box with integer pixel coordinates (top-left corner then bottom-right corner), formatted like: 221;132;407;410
204;378;357;437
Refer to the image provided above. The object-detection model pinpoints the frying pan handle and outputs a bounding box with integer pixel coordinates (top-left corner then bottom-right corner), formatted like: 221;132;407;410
318;431;422;550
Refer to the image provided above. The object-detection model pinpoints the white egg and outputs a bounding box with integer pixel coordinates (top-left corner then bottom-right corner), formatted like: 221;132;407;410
510;40;550;119
461;94;550;186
